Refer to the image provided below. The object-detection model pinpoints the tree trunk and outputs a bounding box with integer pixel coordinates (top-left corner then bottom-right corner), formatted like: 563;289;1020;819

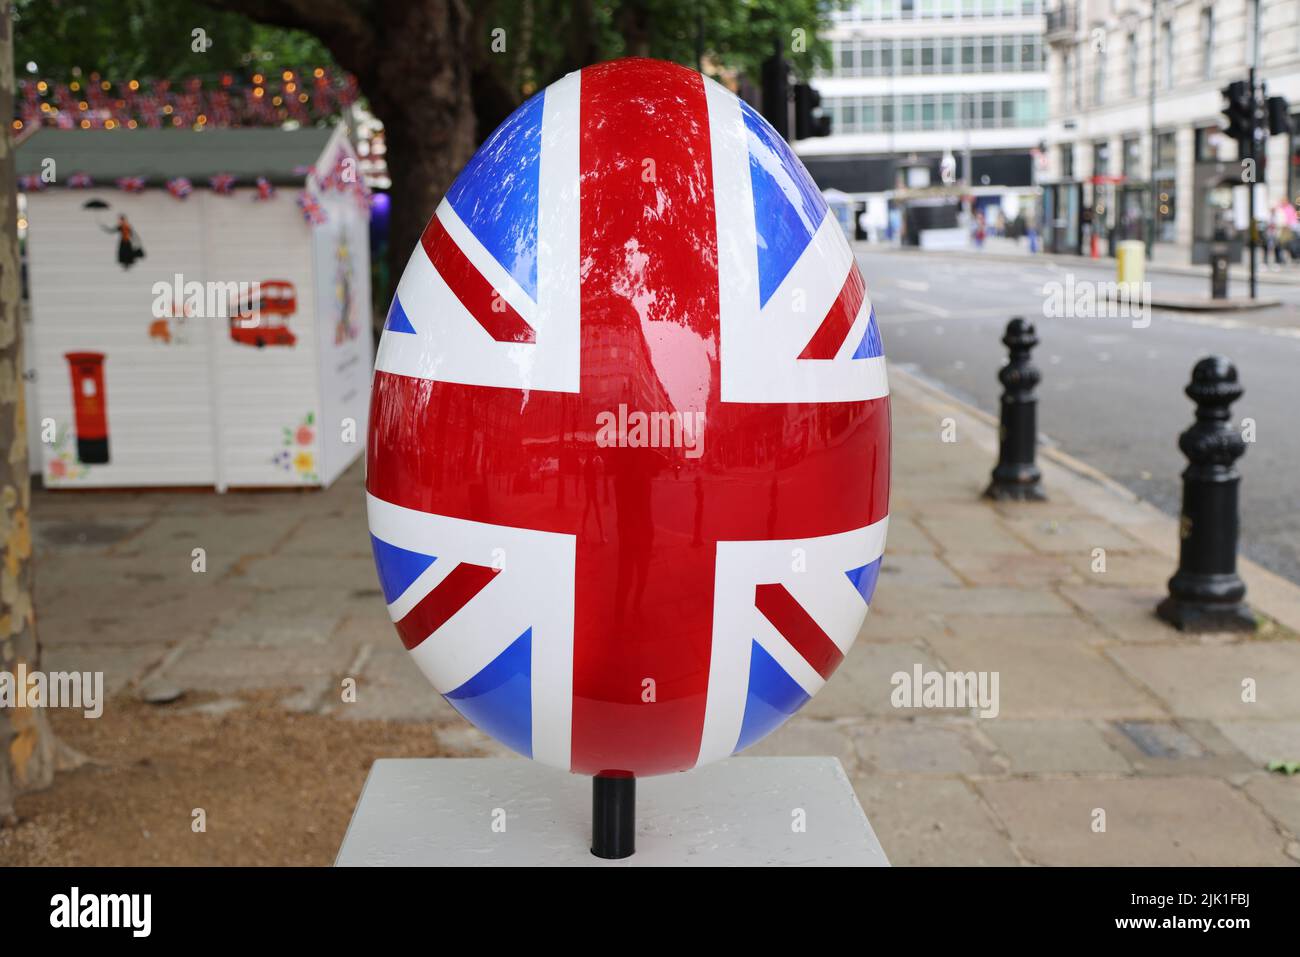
202;0;479;337
0;0;57;826
365;2;476;332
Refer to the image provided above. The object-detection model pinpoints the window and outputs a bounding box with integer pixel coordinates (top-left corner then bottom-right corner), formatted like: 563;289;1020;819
1156;130;1176;170
839;42;857;76
1020;36;1038;73
880;40;895;71
1127;35;1139;97
862;41;877;75
901;42;916;74
962;37;976;69
1161;20;1173;89
1002;36;1016;70
1093;141;1110;177
1094;46;1105;105
921;38;936;70
1123;137;1141;178
1063;49;1075;110
1060;144;1074;178
1200;7;1214;78
981;38;996;71
941;38;956;72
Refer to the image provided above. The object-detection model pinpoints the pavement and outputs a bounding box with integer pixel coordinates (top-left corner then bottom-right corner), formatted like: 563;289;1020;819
859;245;1300;588
30;364;1300;866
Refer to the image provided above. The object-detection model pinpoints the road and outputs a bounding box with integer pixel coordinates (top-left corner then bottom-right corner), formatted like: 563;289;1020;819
856;246;1300;586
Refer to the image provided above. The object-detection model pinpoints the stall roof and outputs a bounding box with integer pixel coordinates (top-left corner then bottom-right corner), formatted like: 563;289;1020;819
16;127;336;185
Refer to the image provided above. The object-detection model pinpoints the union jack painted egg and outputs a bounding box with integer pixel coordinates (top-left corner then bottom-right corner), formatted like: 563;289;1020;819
367;58;889;777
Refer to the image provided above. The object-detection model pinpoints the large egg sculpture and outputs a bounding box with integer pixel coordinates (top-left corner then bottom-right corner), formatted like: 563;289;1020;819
367;58;890;778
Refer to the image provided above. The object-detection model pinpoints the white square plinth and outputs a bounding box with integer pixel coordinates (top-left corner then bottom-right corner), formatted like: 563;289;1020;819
336;756;889;866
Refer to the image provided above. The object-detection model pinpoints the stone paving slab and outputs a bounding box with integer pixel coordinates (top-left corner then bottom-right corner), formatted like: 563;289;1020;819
850;719;1001;775
1214;720;1300;767
927;630;1167;720
1242;776;1300;840
802;640;953;719
851;776;1022;866
981;719;1132;775
977;777;1291;866
1108;643;1300;720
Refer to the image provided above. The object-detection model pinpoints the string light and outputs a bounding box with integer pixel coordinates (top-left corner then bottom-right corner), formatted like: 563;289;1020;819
17;67;360;131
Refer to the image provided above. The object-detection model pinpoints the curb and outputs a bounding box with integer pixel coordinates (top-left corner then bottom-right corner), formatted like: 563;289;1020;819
886;362;1300;636
1150;297;1281;312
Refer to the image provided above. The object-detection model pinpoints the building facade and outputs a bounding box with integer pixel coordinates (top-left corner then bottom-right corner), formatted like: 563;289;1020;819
799;0;1050;234
1041;0;1300;259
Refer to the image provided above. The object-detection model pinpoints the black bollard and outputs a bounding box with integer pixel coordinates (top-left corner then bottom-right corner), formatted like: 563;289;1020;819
1156;357;1257;632
984;317;1046;502
591;774;635;859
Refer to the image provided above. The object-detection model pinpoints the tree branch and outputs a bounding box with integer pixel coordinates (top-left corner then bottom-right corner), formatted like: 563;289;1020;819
201;0;379;86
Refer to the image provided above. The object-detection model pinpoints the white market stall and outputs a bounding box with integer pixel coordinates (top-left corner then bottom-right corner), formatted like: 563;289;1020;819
17;126;373;489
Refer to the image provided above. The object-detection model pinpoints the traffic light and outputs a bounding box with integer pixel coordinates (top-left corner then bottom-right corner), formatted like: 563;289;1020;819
1267;95;1292;136
760;50;790;140
1221;80;1253;142
794;83;831;139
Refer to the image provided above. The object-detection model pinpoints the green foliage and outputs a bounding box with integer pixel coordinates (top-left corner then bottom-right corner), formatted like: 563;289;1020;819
481;0;836;99
14;0;336;82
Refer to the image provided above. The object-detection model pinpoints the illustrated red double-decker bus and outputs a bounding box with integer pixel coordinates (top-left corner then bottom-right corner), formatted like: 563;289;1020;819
230;280;298;348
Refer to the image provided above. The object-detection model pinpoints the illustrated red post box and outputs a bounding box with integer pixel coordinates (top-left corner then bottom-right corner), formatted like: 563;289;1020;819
64;352;110;464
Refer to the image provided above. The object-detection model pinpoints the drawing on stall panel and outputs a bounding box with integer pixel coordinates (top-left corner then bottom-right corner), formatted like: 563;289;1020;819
230;280;298;348
84;199;145;269
334;238;359;345
64;352;110;465
148;295;193;346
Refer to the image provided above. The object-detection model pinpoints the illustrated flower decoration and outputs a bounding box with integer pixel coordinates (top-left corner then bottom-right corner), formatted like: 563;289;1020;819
273;412;318;483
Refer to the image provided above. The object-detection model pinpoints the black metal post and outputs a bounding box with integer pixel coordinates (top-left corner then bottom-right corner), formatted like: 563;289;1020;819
1156;357;1256;632
1247;67;1258;301
984;317;1045;502
591;774;635;859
